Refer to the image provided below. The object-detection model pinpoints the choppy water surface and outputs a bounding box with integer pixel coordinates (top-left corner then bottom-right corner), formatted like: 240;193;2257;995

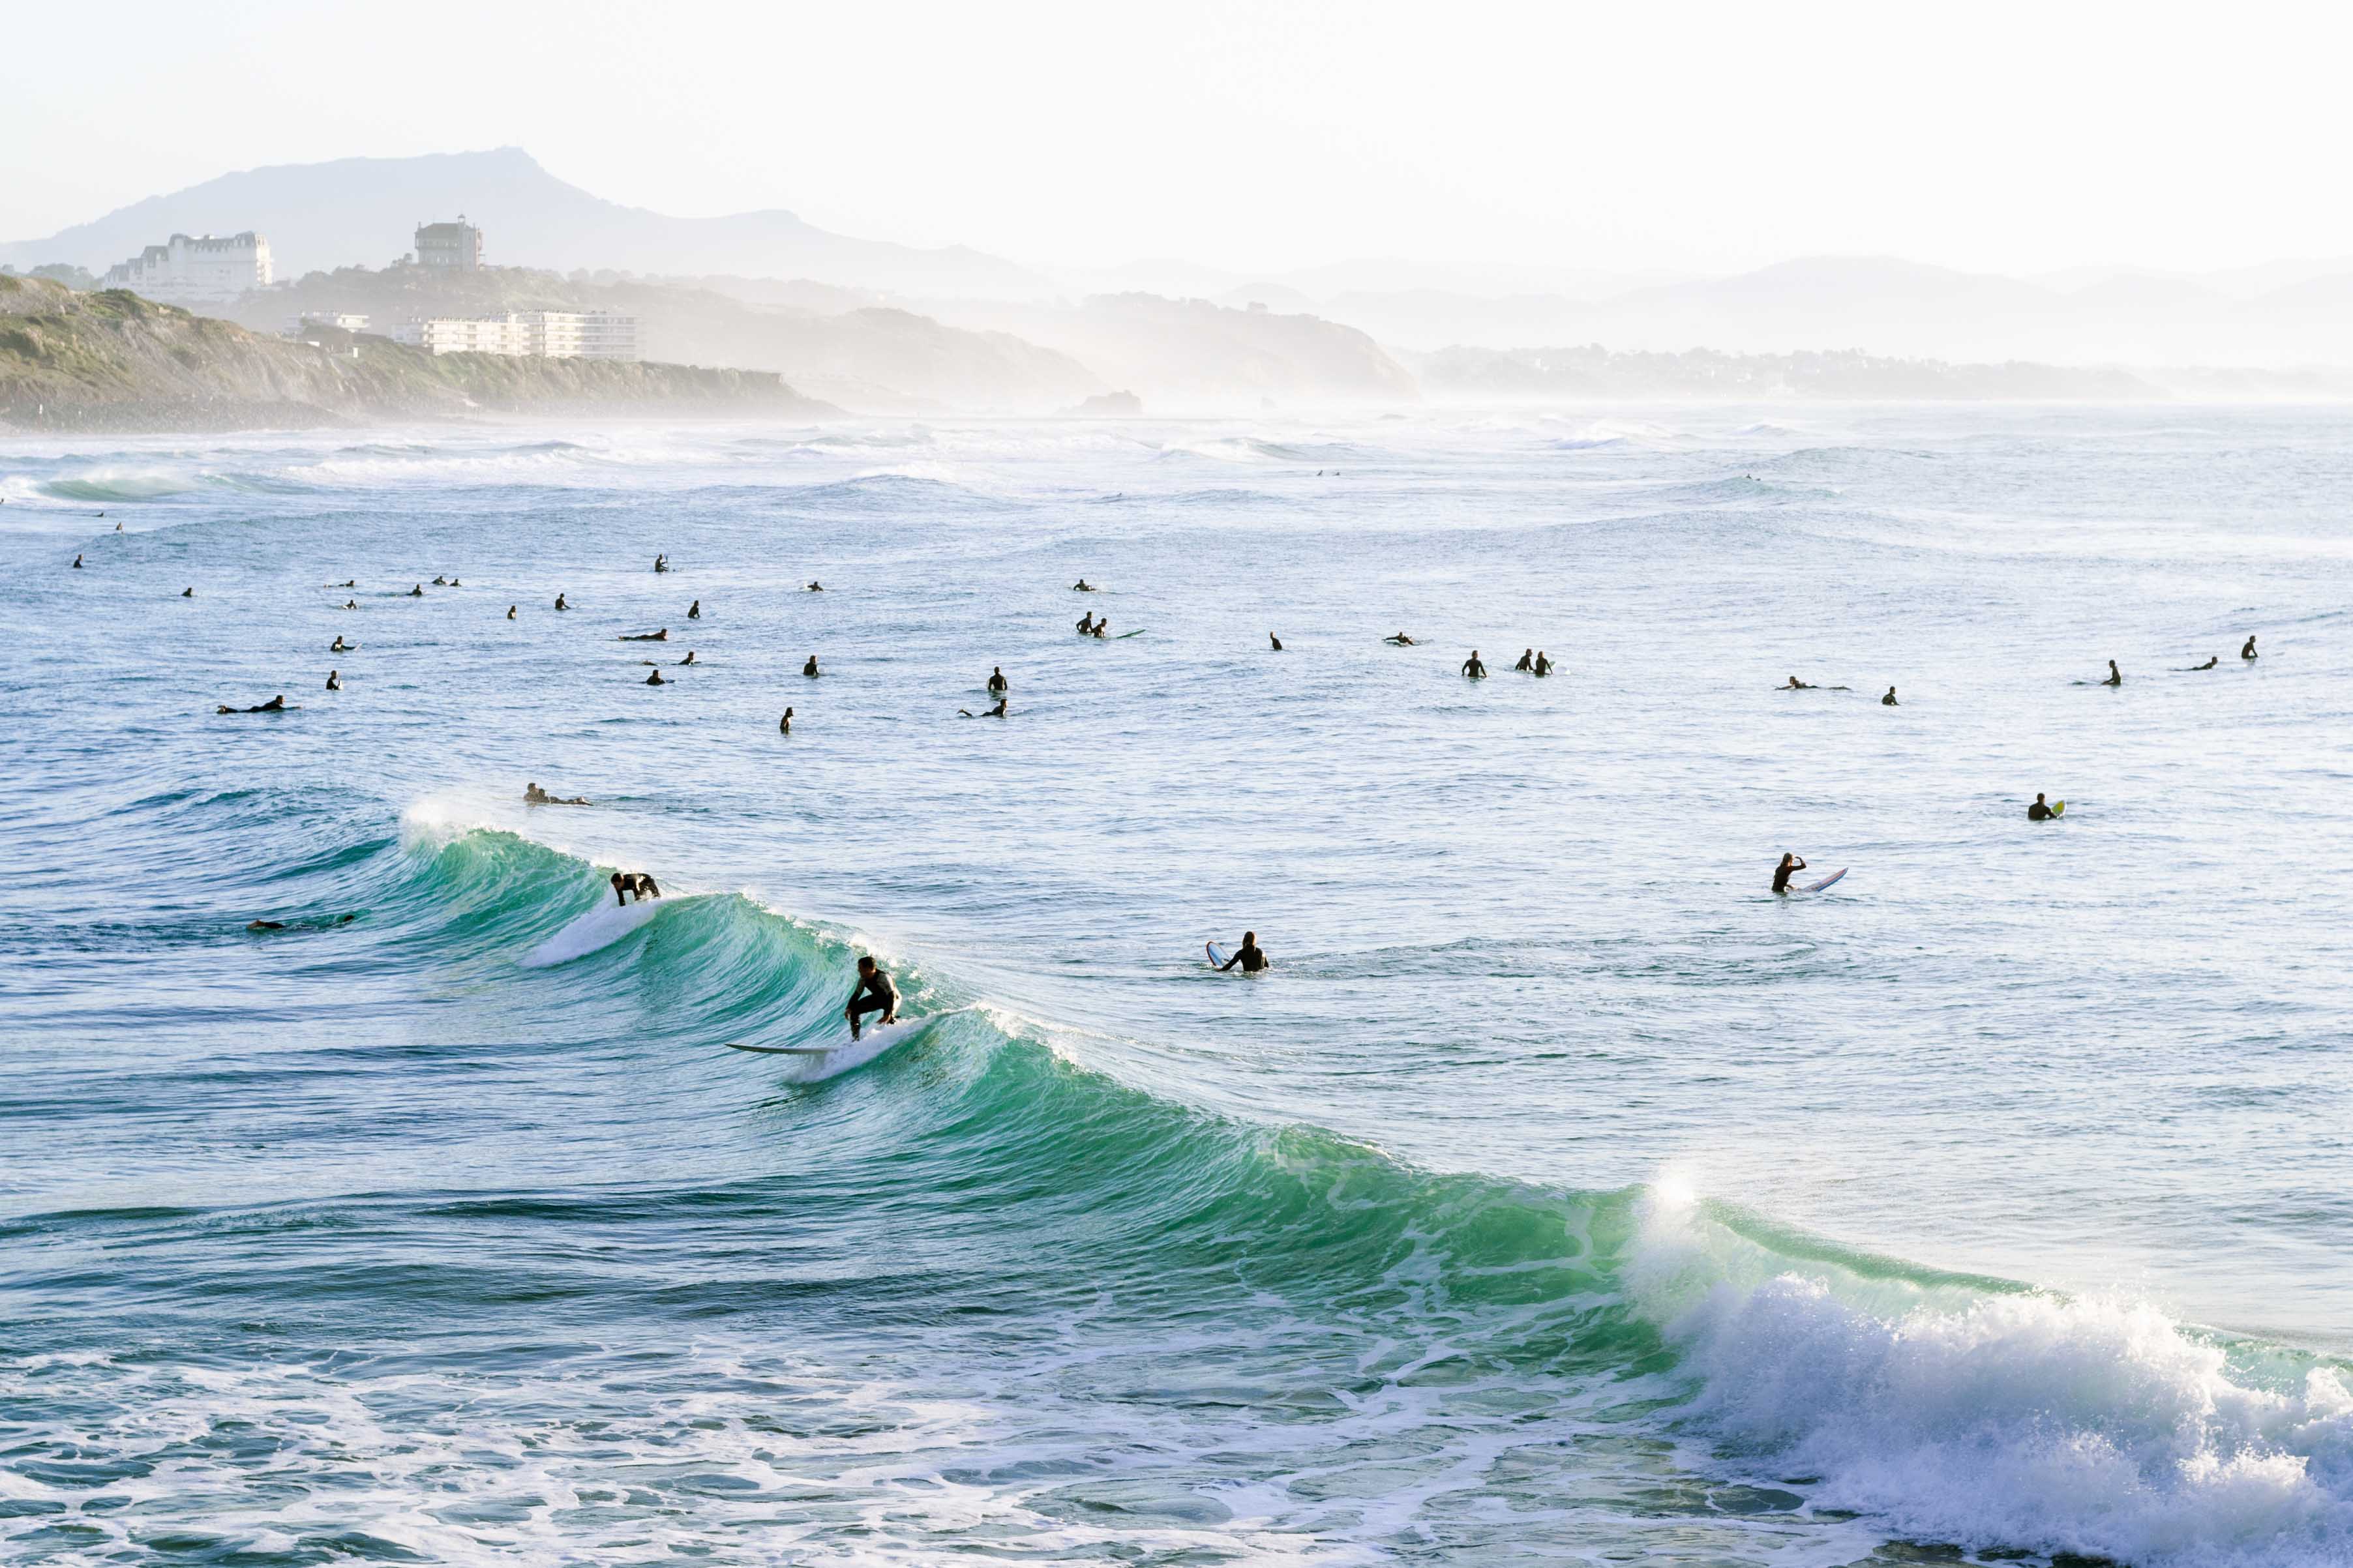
4;407;2351;1566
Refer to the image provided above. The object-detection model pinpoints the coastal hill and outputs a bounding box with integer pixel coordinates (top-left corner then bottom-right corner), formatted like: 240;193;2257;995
218;265;1105;414
0;275;832;432
0;148;1045;299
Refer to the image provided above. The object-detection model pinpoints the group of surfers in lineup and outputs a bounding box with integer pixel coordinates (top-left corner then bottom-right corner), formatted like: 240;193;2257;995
170;540;2259;1009
1771;636;2260;891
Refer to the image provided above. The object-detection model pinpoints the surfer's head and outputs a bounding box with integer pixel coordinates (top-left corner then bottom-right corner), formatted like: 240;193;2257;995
857;955;877;975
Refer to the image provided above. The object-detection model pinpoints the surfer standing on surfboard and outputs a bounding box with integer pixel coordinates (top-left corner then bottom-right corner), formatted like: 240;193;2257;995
845;956;899;1039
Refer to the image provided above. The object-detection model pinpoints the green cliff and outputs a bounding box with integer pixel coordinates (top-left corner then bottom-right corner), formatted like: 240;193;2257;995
0;275;833;431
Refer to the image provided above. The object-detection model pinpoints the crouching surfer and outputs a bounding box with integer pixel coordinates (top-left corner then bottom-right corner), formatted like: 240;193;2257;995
609;870;662;906
844;954;899;1039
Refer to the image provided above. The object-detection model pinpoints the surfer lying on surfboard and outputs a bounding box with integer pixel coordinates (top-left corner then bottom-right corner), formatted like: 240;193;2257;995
845;955;899;1039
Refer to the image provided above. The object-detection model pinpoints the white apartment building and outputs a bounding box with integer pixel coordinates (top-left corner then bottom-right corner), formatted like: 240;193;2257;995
103;233;273;304
393;310;640;361
393;316;534;355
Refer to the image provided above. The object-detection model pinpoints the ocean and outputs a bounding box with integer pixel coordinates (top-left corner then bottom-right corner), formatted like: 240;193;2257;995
4;406;2350;1566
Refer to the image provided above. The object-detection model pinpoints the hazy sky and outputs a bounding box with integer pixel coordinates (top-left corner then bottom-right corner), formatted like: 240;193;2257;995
7;0;2349;278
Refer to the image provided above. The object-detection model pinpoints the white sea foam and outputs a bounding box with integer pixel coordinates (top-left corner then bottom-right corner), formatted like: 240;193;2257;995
1634;1189;2353;1566
517;895;665;966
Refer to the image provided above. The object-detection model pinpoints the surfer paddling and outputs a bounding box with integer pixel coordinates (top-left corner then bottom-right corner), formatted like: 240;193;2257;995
844;954;899;1039
525;782;590;806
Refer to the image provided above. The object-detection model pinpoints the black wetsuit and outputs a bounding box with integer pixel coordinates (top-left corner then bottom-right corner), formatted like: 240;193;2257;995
1218;942;1269;973
1773;859;1806;894
846;969;898;1031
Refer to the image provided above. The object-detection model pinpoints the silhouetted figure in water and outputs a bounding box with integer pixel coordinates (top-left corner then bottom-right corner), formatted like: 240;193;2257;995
408;585;425;597
1882;687;1898;705
1533;651;1552;677
2101;660;2121;687
806;581;823;592
525;783;590;805
779;707;793;734
325;670;341;691
1270;633;1283;651
344;599;357;610
1461;650;1487;679
335;580;355;588
678;651;695;666
960;698;1008;718
507;605;517;619
432;576;448;586
987;666;1008;693
803;655;820;677
2242;636;2258;660
1216;931;1270;973
1092;619;1109;638
646;668;666;685
844;954;899;1039
183;587;195;599
2189;655;2216;670
2028;792;2056;821
687;600;700;619
1773;853;1808;894
331;635;352;652
610;871;661;906
1385;633;1416;645
1514;649;1533;672
1784;675;1813;689
217;695;290;714
654;554;668;573
1073;579;1095;592
1077;612;1095;634
554;593;569;611
620;629;668;642
72;554;82;569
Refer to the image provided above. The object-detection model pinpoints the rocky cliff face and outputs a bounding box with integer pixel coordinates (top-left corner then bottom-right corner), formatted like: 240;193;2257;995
0;276;832;431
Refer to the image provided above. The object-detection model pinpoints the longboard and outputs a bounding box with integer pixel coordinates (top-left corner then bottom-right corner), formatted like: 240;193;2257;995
1802;868;1848;893
725;1020;907;1056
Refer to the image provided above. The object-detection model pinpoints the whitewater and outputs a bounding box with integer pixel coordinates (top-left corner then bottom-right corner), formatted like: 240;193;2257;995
4;407;2350;1566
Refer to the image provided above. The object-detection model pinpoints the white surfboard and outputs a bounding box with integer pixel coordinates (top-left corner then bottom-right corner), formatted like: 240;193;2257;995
725;1017;914;1054
520;897;663;968
1206;941;1230;968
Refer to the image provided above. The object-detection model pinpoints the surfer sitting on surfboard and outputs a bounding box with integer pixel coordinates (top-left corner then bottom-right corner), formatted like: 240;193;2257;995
1772;853;1807;895
1215;932;1270;973
2028;793;2060;821
845;955;899;1039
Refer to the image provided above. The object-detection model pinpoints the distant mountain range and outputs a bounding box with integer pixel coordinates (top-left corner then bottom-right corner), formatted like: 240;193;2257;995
0;149;1046;299
14;149;2353;384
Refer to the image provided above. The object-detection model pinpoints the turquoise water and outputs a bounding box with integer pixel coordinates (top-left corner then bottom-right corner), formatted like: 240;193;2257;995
5;409;2352;1565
